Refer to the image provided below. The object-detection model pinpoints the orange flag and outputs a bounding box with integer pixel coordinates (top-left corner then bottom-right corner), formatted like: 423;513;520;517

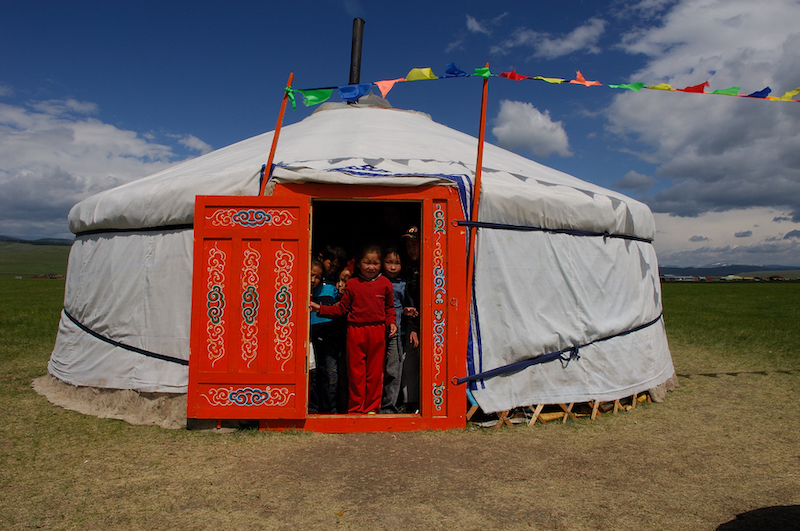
374;78;406;98
569;71;601;87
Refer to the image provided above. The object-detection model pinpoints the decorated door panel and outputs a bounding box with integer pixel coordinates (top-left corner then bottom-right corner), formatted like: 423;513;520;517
188;196;310;420
420;197;467;418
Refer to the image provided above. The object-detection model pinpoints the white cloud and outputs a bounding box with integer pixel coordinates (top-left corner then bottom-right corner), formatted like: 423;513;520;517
466;15;490;35
466;12;508;36
623;0;679;18
613;170;657;193
0;99;210;239
491;18;606;58
451;12;509;51
607;0;800;222
445;37;465;53
177;134;213;154
654;208;800;266
0;84;14;97
29;98;99;116
491;100;572;158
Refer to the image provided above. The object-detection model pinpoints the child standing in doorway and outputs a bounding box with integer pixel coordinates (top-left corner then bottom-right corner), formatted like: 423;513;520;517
380;247;406;413
310;245;397;414
310;259;339;414
400;226;421;413
318;245;347;284
334;263;352;413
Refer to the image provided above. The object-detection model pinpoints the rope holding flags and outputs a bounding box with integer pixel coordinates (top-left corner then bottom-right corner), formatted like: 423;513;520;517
280;62;800;109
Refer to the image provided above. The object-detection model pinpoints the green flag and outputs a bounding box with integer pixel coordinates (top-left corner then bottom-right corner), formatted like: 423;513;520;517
285;87;296;110
609;83;645;92
473;67;494;79
299;88;334;107
710;86;740;96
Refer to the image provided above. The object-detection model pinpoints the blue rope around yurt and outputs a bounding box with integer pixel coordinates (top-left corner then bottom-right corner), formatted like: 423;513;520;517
453;314;663;386
73;224;193;237
456;220;653;243
63;309;189;366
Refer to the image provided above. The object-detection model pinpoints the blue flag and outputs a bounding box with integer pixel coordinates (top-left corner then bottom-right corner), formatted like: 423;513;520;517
746;87;772;98
443;63;469;78
338;84;372;102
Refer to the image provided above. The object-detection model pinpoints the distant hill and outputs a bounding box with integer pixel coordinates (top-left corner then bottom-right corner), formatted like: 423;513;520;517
32;237;73;246
659;264;800;277
0;241;71;277
0;235;72;246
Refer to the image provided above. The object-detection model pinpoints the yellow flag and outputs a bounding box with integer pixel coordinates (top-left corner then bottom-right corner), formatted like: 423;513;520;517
646;83;675;91
406;68;437;81
776;86;800;101
534;76;565;84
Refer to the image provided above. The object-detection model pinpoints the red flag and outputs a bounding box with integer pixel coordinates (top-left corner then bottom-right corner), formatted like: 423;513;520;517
678;81;709;93
499;69;533;81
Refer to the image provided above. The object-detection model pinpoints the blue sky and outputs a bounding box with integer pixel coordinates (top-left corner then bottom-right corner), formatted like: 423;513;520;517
2;0;800;267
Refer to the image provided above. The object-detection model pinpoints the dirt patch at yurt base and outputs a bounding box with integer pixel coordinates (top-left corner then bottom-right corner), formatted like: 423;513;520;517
32;375;187;430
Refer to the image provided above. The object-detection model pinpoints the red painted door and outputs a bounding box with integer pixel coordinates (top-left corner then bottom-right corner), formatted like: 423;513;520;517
188;196;310;420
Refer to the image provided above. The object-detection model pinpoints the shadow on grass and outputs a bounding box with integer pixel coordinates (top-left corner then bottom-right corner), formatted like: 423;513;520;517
717;505;800;530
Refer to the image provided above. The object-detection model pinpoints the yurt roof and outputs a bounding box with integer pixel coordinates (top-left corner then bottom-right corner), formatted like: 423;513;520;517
68;96;655;240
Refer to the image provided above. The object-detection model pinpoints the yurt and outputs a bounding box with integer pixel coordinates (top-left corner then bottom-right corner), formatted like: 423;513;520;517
45;95;676;431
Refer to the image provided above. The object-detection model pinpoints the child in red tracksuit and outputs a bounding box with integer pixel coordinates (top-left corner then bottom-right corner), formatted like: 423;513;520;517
309;245;397;414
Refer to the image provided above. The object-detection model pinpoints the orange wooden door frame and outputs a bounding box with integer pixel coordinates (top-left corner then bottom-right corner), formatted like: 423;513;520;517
189;184;468;432
187;195;310;420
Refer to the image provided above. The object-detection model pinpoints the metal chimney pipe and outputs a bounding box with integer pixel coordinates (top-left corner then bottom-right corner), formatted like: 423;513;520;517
349;18;365;85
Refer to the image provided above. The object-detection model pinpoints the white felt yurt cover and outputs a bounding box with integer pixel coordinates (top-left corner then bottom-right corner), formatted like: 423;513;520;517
50;96;674;413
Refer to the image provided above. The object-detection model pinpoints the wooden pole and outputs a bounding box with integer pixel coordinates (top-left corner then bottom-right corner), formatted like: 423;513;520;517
466;64;489;296
260;72;294;196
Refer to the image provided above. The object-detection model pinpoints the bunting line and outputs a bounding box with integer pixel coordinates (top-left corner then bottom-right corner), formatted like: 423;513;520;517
280;63;800;108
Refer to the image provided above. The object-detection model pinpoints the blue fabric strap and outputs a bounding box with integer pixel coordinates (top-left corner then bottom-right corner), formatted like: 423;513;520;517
456;220;653;244
63;309;189;366
454;314;662;385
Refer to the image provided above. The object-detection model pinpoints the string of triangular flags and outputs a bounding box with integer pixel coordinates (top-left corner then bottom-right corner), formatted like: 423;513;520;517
283;63;800;110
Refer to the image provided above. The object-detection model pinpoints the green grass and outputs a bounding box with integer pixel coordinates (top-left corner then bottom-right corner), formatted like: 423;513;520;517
0;241;71;278
738;269;800;278
661;282;800;372
0;279;64;379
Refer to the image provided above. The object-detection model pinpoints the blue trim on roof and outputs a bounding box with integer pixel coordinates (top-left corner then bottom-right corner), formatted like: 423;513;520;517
270;162;474;217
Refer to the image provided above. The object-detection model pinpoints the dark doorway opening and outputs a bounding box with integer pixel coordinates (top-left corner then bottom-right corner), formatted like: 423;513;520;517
309;200;422;416
311;200;421;256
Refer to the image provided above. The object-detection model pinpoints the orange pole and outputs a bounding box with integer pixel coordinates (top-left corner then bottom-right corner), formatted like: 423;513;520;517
260;72;294;196
466;64;489;295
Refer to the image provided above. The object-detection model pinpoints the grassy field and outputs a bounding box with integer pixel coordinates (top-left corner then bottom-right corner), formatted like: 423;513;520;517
1;276;798;529
661;282;800;372
739;269;800;278
0;241;71;278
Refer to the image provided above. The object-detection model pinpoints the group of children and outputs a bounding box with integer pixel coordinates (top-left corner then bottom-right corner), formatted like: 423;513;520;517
308;227;421;415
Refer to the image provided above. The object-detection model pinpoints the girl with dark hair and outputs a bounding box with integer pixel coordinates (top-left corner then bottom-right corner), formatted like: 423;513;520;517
310;244;397;414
